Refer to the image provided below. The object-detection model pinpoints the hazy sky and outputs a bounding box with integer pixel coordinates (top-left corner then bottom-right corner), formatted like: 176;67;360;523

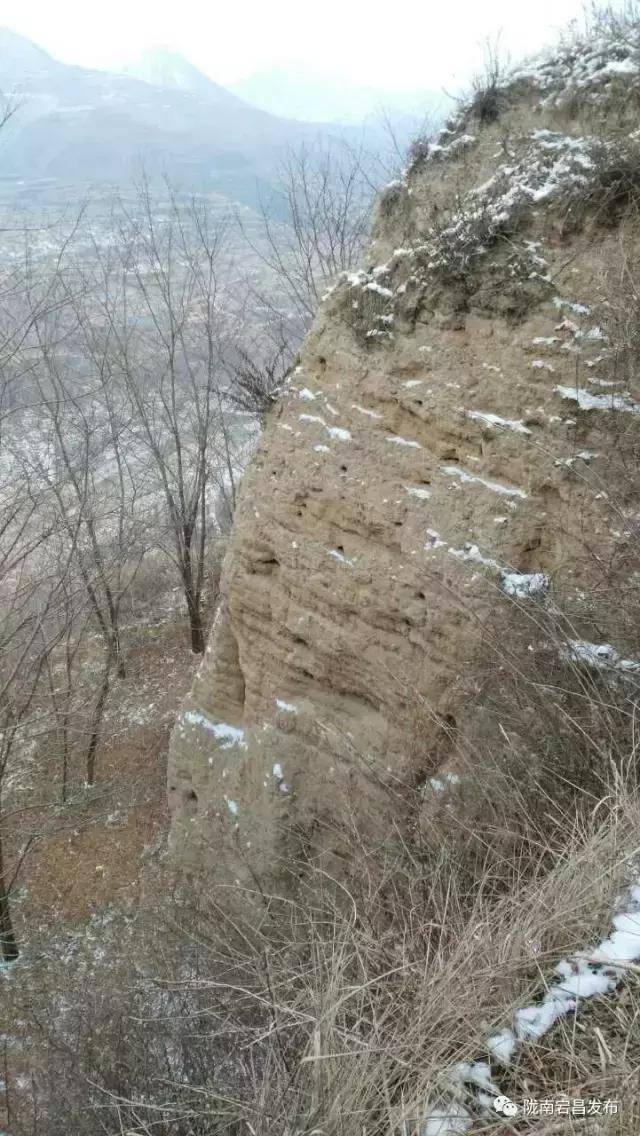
0;0;611;90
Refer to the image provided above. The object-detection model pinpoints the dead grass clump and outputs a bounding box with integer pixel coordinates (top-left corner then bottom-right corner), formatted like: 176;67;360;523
377;179;406;218
9;604;640;1135
226;342;291;423
466;40;509;125
10;785;637;1136
415;193;527;290
406;132;433;170
339;278;394;345
575;137;640;224
585;0;640;41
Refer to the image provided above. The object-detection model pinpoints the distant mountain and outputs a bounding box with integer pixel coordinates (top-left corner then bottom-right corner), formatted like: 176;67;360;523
0;29;357;212
232;62;444;126
122;48;232;103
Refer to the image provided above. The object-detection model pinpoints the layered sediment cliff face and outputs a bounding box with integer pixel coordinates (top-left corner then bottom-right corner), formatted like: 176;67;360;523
168;27;640;883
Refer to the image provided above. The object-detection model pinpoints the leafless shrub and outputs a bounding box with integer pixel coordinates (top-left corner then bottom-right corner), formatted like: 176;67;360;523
406;133;433;168
339;279;394;345
377;179;407;218
238;139;375;338
226;341;291;423
468;40;509;125
415;191;526;289
570;136;640;222
584;0;640;40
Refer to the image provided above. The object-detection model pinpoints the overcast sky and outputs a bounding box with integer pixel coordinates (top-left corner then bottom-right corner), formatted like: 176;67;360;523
0;0;612;89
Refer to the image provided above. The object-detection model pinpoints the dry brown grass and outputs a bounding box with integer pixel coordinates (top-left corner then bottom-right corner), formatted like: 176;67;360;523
6;707;639;1135
7;464;640;1134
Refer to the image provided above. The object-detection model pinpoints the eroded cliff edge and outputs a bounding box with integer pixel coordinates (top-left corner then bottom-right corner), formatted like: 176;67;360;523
168;29;640;886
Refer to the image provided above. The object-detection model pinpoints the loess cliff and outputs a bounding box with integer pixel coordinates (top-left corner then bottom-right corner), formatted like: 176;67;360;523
167;25;640;887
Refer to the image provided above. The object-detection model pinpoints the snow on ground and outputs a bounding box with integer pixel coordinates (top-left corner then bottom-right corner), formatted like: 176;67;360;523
466;410;531;435
450;544;500;571
183;710;247;749
328;548;356;567
440;465;527;499
501;571;549;598
554;385;640;413
299;413;352;442
428;773;460;792
422;878;640;1134
405;486;431;499
387;435;422;449
423;525;549;601
351;403;382;419
554;450;598;467
564;640;640;673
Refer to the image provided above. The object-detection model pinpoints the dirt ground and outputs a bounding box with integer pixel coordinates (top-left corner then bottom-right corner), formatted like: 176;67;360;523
7;613;198;943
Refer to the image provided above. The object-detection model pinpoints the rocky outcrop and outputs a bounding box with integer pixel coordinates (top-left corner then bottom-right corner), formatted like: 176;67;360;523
168;25;640;885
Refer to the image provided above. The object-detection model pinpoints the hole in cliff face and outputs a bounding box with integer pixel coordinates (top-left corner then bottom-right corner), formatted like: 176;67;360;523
300;667;314;679
522;535;542;554
293;634;308;646
250;547;280;575
336;545;345;553
417;591;426;600
515;533;544;572
318;356;327;371
182;787;199;818
340;464;348;472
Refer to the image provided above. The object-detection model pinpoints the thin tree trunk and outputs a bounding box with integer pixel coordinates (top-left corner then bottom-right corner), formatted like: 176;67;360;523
182;530;205;654
60;726;69;804
0;831;18;962
186;591;205;654
85;655;112;786
112;633;126;680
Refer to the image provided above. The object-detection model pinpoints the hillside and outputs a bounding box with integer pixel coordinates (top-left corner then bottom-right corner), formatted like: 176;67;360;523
170;10;640;890
0;28;357;210
4;7;640;1135
166;8;640;1131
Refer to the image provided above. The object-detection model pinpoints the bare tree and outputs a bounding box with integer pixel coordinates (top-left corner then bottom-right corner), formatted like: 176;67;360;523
0;485;73;959
6;250;147;781
239;138;374;332
80;184;243;653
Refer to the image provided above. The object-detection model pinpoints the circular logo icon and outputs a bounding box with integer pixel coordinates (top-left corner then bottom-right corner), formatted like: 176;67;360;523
494;1095;519;1117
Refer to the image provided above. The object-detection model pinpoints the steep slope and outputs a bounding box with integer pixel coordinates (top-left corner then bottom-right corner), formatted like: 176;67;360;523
168;23;640;885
